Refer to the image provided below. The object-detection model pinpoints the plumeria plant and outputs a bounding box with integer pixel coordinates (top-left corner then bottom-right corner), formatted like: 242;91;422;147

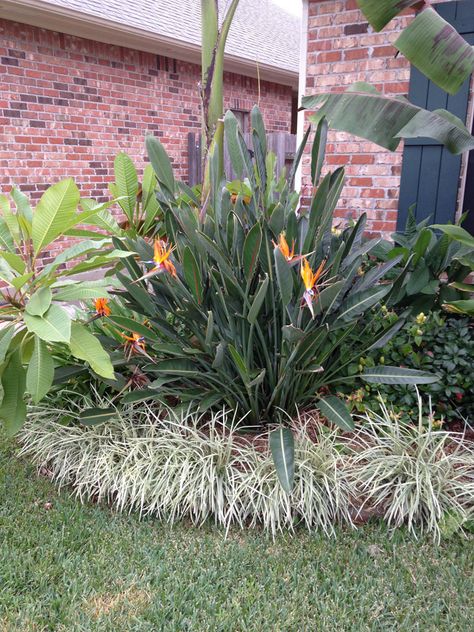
0;179;133;434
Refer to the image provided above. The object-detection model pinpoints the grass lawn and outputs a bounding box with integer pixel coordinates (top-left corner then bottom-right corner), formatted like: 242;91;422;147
1;436;473;631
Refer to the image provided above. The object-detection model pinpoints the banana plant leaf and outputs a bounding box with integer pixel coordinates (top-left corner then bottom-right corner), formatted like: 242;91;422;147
357;0;423;31
395;9;474;95
302;83;474;154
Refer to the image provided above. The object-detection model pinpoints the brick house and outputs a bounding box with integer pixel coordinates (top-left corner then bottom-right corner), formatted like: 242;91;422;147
299;0;474;235
0;0;299;201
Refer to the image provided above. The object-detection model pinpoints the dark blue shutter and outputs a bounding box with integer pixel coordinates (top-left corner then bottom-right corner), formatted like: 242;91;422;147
397;0;474;232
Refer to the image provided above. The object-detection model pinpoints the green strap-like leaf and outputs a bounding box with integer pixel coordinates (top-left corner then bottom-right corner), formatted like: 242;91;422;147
316;396;354;431
32;178;80;255
243;223;262;281
79;407;116;426
146;135;175;195
228;345;249;383
247;276;269;324
336;286;390;323
361;366;440;385
269;426;295;494
395;9;474;95
183;247;203;304
0;351;26;436
69;323;114;379
274;247;293;306
26;337;54;404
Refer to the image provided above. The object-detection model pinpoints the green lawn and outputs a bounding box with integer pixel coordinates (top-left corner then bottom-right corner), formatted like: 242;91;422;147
1;436;472;632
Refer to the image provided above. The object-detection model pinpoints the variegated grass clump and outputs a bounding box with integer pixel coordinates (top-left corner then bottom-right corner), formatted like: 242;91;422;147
18;393;353;537
17;390;473;539
348;393;474;541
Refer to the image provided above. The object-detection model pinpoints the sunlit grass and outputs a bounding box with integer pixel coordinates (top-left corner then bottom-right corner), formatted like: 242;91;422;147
1;433;473;631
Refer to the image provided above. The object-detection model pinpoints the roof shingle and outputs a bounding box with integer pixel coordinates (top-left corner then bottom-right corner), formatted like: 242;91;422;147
32;0;300;73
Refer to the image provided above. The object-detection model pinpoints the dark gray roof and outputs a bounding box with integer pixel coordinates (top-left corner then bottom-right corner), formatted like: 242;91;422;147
30;0;300;74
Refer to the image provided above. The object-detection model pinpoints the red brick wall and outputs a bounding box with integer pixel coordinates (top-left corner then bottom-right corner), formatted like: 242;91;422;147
303;0;468;235
0;19;293;203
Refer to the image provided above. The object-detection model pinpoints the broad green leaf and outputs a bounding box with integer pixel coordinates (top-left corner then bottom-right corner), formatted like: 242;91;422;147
11;186;33;224
113;152;138;221
11;272;34;290
243;223;262;280
269;426;295;494
336;286;390;322
24;304;71;343
0;252;25;274
397;109;474;154
32;178;80;254
69;323;114;379
44;237;111;273
406;264;430;296
26;337;54;403
357;1;421;31
25;287;52;317
395;9;474;95
0;194;20;242
431;224;474;248
302;83;474;154
247;276;269;324
0;351;26;436
316;396;354;431
54;285;110;302
0;218;15;252
183;247;203;304
274;247;293;306
79;407;116;426
146;135;175;195
0;326;14;364
412;228;432;265
361;366;440;385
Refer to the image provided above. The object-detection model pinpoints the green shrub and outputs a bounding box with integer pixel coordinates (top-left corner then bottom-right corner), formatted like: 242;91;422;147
95;109;437;473
369;209;474;314
345;311;473;425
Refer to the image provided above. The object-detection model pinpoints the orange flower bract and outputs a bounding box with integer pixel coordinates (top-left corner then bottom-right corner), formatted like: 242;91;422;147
94;297;111;317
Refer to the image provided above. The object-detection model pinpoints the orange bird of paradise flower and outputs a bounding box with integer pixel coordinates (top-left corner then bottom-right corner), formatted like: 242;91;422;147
135;239;177;282
94;297;111;317
300;257;326;318
120;331;150;360
273;232;307;265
